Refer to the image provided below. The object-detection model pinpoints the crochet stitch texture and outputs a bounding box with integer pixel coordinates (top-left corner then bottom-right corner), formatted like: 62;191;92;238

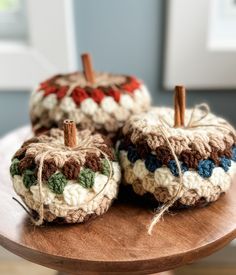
10;128;121;224
78;169;95;189
10;158;20;177
30;72;151;137
48;172;67;194
119;107;236;207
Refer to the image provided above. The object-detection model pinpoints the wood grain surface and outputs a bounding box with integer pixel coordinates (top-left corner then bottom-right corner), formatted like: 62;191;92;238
0;126;236;275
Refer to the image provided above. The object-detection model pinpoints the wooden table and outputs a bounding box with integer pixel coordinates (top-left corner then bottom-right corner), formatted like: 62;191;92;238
0;126;236;275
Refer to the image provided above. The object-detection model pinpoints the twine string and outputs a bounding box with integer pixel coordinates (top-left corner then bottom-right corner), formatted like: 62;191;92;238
148;121;183;235
187;103;210;127
12;197;34;218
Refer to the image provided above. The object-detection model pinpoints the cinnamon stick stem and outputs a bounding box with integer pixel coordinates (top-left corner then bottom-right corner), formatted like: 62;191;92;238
174;85;186;127
81;53;95;84
174;89;181;127
64;120;77;148
180;87;186;127
177;86;186;127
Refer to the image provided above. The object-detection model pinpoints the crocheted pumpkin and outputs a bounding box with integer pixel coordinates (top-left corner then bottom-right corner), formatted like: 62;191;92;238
118;107;236;208
30;72;151;137
10;127;121;224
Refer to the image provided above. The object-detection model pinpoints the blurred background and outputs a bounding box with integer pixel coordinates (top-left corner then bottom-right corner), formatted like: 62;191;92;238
0;0;236;136
0;0;235;274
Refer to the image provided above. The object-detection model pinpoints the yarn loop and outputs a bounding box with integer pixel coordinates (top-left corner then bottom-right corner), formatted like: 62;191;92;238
145;154;162;173
219;157;231;172
23;169;37;189
48;172;67;194
78;168;95;189
10;158;20;177
102;159;111;177
197;160;215;178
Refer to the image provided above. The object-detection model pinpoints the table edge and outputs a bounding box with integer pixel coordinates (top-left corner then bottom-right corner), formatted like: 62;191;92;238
0;228;235;274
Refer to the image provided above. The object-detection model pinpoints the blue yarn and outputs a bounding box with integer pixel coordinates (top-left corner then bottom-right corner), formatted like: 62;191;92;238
219;156;231;172
167;160;188;177
127;146;139;163
232;146;236;162
145;154;162;173
118;140;127;151
197;159;215;178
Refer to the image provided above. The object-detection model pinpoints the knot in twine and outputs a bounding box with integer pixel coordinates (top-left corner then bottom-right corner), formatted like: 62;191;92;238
148;103;236;234
14;131;113;226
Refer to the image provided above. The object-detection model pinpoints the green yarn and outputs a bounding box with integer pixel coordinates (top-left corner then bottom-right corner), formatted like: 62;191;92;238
23;169;37;189
102;159;111;177
78;168;95;189
114;150;119;162
48;172;67;194
10;158;20;177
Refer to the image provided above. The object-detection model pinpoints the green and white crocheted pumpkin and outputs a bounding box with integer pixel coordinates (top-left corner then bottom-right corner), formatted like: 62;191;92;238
10;127;121;225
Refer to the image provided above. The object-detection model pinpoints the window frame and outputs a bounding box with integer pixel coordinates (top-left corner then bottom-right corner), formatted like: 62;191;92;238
164;0;236;90
0;0;77;91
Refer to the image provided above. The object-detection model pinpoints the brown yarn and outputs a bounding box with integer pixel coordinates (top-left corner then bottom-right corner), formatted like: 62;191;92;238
122;104;236;160
209;142;232;165
210;147;221;165
61;158;80;180
180;149;203;169
34;127;51;136
84;153;102;172
136;140;151;159
41;158;57;181
122;136;234;167
100;134;113;147
20;195;112;224
22;137;40;147
155;146;172;165
14;147;27;160
126;178;220;209
99;146;115;161
222;141;233;158
123;134;133;148
18;155;36;173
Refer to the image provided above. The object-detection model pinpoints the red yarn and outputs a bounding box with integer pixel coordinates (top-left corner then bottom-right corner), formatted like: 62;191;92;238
91;88;105;103
121;83;133;93
44;86;58;96
37;80;51;91
38;75;58;91
121;77;140;93
57;86;69;100
38;82;49;91
130;77;140;89
72;87;89;105
108;88;121;102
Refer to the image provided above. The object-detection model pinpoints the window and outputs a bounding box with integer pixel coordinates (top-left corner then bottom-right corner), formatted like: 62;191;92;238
0;0;28;41
164;0;236;89
208;0;236;50
0;0;77;91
